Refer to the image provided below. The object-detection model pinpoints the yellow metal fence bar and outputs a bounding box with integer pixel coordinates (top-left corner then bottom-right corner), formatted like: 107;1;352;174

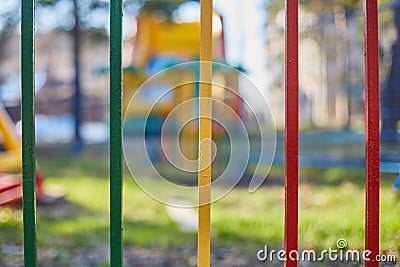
198;0;213;266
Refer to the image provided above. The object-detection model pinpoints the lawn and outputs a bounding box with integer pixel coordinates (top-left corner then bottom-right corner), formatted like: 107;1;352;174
0;145;399;266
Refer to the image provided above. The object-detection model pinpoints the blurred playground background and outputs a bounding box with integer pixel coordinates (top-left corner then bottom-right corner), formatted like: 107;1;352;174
1;0;400;266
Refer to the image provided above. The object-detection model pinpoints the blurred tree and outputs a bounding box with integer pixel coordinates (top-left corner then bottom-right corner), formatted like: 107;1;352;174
0;2;20;60
266;0;396;129
266;0;362;128
36;0;112;155
34;0;184;154
0;1;20;86
0;0;116;154
381;0;400;142
266;0;361;23
72;0;83;154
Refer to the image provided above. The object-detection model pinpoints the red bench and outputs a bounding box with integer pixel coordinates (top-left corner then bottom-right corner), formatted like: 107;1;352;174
0;170;45;206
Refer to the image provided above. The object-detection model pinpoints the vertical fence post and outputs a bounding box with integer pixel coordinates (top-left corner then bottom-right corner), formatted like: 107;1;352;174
198;0;213;266
284;0;299;266
110;0;123;266
364;1;380;266
21;0;37;266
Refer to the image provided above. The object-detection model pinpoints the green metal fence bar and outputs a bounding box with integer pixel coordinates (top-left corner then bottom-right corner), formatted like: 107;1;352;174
109;0;123;265
21;0;37;266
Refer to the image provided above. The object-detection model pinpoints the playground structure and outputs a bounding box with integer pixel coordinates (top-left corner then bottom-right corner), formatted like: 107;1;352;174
9;0;386;266
122;2;243;162
0;104;45;205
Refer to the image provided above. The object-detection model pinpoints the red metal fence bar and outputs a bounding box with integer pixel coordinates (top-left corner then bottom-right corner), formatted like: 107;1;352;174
364;1;380;266
284;0;299;266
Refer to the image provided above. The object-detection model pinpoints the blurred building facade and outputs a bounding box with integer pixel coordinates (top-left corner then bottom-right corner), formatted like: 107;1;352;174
0;32;108;122
265;6;395;129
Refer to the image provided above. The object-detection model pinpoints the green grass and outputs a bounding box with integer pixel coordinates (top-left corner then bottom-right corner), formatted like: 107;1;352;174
0;149;399;265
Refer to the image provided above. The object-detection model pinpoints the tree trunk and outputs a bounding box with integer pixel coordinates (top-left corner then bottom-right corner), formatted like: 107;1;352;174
71;0;83;154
